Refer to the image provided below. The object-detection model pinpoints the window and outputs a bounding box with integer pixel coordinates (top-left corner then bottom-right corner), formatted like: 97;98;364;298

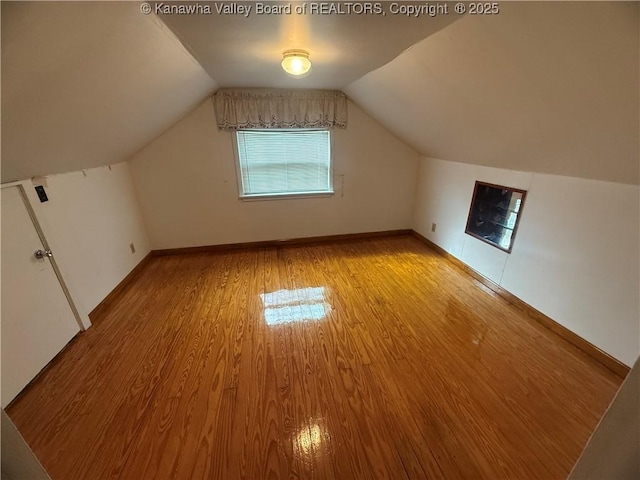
464;181;527;253
234;129;333;199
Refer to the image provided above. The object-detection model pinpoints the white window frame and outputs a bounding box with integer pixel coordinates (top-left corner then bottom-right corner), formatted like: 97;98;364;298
232;129;334;201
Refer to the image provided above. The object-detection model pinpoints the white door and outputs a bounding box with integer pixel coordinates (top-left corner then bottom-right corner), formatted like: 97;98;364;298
1;185;80;407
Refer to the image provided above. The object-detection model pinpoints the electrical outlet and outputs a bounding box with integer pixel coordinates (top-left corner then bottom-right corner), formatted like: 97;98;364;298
431;223;437;233
129;243;136;254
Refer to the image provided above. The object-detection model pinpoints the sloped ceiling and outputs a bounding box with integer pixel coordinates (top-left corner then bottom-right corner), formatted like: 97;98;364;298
346;1;639;185
1;1;216;183
2;1;638;185
160;5;456;88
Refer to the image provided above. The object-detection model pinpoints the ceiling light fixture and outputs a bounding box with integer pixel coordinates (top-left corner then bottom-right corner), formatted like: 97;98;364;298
281;49;311;76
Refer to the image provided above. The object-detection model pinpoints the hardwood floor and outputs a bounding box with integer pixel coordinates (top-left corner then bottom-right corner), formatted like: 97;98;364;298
7;235;622;479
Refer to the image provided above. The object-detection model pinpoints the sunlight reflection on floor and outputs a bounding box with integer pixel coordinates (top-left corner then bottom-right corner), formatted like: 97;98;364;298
260;287;330;325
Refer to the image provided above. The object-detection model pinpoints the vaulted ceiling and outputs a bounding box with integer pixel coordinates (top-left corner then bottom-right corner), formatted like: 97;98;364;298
1;1;216;182
346;1;639;185
160;4;456;88
2;1;638;184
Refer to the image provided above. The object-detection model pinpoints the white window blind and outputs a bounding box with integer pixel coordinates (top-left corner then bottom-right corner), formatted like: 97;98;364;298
235;130;332;197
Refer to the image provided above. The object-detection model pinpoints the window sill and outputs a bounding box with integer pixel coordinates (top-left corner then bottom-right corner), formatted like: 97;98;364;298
239;191;335;202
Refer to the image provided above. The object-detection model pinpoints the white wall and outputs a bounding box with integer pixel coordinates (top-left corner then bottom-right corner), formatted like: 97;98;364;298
413;157;640;366
569;356;640;479
24;162;151;326
129;99;419;249
1;410;50;479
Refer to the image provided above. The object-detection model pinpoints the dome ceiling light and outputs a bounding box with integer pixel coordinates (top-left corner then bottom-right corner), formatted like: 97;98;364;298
281;49;311;76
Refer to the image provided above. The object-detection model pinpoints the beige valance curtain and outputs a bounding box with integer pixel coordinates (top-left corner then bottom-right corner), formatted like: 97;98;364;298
212;88;348;130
